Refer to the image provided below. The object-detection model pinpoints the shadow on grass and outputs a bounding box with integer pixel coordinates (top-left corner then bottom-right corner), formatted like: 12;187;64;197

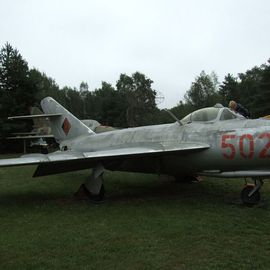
109;181;235;203
0;190;73;205
0;173;261;209
0;182;199;200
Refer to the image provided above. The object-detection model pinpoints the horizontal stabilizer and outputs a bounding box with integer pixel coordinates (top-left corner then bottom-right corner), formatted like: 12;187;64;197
7;135;54;140
8;114;62;120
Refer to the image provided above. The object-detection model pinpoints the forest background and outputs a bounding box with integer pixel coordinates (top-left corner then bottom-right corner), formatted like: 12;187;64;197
0;43;269;151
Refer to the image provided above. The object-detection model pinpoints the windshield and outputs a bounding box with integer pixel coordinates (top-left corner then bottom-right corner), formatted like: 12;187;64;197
181;107;220;123
220;108;237;120
191;107;220;121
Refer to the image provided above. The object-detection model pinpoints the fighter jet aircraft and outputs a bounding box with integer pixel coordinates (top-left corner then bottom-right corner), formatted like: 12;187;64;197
1;97;270;206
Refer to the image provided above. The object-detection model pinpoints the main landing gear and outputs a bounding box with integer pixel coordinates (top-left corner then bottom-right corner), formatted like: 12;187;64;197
74;164;105;203
241;179;263;206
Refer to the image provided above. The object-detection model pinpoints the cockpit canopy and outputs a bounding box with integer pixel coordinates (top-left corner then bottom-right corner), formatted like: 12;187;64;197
181;106;244;124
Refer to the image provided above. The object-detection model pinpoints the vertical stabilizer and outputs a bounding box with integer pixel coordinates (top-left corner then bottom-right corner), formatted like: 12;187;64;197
41;97;94;142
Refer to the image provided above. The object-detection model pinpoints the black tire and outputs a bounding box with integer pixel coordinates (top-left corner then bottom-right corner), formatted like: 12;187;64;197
241;185;260;206
74;184;105;203
90;184;105;203
97;184;105;201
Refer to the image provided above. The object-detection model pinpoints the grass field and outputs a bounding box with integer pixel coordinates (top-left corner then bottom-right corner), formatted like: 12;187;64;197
1;161;270;270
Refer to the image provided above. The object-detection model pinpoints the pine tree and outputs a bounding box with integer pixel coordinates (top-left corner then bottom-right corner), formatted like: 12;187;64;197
0;43;37;137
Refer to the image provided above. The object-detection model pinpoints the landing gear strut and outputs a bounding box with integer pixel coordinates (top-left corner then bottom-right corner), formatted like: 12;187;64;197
241;179;263;206
74;164;105;203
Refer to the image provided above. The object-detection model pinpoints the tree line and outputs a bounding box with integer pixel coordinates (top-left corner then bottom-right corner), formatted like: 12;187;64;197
0;42;270;142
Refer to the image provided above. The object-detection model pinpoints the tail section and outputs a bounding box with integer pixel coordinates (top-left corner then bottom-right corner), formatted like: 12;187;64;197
41;97;94;142
30;106;52;135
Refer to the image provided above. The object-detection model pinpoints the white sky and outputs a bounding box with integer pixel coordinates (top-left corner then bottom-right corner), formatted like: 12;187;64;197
0;0;269;108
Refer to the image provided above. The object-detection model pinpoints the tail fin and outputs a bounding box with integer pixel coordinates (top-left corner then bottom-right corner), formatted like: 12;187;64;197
41;97;94;142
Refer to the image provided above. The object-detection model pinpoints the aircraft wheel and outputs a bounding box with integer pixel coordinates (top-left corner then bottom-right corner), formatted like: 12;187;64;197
241;185;260;206
74;184;105;203
91;184;105;202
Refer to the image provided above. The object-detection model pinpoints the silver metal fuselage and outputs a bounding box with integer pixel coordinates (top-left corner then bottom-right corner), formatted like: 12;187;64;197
61;117;270;177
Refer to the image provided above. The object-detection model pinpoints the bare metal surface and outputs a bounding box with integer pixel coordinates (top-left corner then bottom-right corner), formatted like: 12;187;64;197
1;97;270;181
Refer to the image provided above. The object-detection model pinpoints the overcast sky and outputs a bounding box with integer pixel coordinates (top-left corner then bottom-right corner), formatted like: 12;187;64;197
0;0;269;108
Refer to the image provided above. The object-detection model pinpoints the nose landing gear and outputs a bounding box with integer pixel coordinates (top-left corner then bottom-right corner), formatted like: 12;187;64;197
241;179;263;206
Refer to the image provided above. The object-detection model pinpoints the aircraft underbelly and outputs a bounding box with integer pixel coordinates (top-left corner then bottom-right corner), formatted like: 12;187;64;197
108;147;270;176
174;149;270;174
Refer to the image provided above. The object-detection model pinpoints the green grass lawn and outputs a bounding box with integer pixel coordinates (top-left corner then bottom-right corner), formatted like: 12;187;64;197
0;162;270;270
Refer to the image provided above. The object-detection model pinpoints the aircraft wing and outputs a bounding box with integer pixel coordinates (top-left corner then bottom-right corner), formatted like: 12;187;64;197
0;142;209;176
